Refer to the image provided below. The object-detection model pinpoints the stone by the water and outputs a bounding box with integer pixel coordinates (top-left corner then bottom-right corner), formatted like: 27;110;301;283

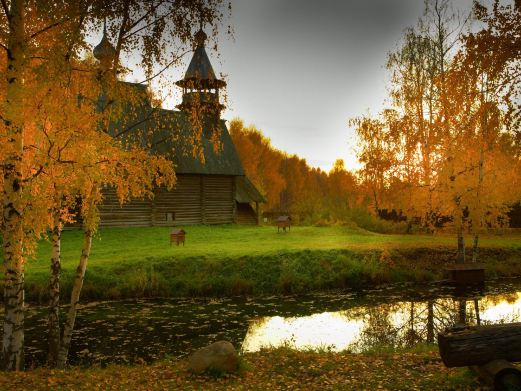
188;340;239;374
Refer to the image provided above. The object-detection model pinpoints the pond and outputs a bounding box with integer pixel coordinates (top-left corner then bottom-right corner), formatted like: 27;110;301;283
22;278;521;368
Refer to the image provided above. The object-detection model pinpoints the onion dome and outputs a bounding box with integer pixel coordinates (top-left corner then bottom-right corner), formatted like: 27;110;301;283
93;28;116;68
175;29;226;90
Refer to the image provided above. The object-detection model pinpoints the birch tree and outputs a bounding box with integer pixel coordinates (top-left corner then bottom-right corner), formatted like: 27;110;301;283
0;0;229;370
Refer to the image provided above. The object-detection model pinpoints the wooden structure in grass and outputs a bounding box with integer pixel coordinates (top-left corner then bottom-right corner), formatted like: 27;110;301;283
438;323;521;390
445;263;485;285
98;30;265;227
276;216;292;232
170;229;186;246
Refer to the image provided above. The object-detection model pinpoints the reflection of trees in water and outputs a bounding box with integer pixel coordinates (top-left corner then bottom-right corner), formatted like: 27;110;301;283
349;292;521;352
351;300;443;351
349;303;401;351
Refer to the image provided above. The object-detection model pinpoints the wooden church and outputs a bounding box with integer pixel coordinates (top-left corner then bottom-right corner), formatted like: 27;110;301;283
92;29;265;227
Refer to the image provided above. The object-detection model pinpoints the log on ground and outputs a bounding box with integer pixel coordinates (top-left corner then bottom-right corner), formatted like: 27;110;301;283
438;323;521;367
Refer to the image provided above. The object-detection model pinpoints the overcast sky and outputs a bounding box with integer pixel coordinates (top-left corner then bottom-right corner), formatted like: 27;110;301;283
120;0;481;172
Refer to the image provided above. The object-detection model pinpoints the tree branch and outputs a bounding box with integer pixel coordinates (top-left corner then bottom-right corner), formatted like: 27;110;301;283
1;0;11;27
22;165;46;183
30;18;71;40
114;107;159;138
123;8;177;40
138;49;190;84
123;0;165;37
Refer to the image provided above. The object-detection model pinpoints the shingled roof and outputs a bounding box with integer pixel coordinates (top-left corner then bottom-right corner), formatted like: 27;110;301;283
235;176;266;203
175;29;226;90
107;82;244;176
151;109;244;176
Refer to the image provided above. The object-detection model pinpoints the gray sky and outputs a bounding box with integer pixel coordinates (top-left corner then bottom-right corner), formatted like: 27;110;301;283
123;0;479;172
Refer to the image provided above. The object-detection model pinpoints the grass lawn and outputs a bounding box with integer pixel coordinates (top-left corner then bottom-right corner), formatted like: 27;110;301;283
0;347;480;390
15;225;521;301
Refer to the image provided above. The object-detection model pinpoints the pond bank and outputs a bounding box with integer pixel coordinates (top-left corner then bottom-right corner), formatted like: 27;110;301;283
1;347;479;390
24;246;521;302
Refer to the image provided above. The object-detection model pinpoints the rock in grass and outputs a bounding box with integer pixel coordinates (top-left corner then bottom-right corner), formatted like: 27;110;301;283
188;341;239;374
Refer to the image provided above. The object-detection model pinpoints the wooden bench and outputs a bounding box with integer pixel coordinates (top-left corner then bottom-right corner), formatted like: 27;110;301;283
438;323;521;389
445;263;485;285
170;229;186;246
276;216;291;232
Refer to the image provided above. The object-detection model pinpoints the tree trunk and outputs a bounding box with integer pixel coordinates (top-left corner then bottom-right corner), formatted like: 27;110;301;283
457;224;466;264
472;234;479;263
427;300;434;343
2;0;26;371
47;220;62;367
458;299;467;325
56;228;93;368
474;299;481;326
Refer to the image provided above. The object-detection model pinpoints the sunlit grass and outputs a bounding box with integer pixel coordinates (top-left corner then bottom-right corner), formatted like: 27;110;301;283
11;225;521;301
29;225;521;269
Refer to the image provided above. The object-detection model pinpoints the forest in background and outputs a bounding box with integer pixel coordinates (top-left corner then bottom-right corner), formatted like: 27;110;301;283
231;0;521;235
229;119;397;231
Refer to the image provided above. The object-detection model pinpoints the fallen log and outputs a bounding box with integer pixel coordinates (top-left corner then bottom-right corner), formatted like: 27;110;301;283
438;322;521;367
472;359;521;391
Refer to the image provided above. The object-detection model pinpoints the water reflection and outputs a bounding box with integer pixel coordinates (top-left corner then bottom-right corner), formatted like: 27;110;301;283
18;279;521;367
241;291;521;353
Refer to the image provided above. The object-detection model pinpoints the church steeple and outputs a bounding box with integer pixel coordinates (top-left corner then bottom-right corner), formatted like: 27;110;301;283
93;22;116;70
175;29;225;116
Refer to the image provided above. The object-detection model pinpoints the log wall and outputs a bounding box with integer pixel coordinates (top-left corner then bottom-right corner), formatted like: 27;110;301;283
236;203;258;225
99;174;236;227
153;175;203;226
203;176;234;224
99;187;153;227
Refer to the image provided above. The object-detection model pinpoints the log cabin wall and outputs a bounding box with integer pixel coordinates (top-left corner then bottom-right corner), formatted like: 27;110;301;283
153;174;203;226
99;187;153;227
236;203;258;225
99;174;235;227
203;175;234;224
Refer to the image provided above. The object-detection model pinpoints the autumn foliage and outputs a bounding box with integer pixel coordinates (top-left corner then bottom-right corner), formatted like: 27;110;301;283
351;0;521;261
229;119;364;225
0;0;228;371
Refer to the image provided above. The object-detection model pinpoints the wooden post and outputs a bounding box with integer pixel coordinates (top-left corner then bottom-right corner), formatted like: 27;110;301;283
256;202;260;226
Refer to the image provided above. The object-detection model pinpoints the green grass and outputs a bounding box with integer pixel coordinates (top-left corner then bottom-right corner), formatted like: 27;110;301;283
12;225;521;302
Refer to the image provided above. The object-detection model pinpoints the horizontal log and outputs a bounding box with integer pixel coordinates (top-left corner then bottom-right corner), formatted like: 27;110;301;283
472;359;521;390
438;323;521;367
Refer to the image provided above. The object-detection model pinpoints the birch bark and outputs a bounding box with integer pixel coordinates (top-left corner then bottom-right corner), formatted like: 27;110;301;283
2;0;26;371
56;228;93;368
47;216;62;367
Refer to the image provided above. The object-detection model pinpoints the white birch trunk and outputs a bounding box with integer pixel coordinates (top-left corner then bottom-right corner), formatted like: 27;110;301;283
47;218;62;367
56;228;93;368
2;0;26;371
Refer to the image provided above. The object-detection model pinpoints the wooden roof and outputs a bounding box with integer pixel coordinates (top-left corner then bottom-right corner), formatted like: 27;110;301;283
235;176;266;203
151;109;245;176
107;82;244;176
175;30;226;90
